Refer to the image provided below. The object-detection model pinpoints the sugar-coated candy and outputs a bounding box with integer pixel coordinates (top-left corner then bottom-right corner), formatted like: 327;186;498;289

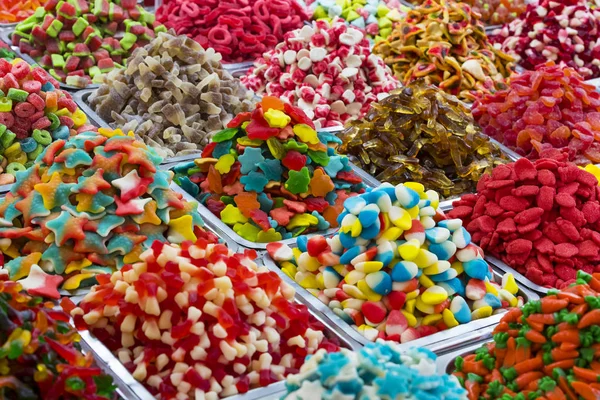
453;273;600;400
490;0;600;79
0;277;116;399
90;31;253;159
0;0;49;23
283;342;467;399
0;41;16;61
449;158;600;289
241;19;398;129
157;0;310;63
68;238;341;399
0;127;205;298
373;0;514;103
174;97;366;243
13;0;165;88
339;81;509;198
268;181;523;343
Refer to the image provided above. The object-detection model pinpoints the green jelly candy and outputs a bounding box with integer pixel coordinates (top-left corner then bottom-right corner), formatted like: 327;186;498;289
0;125;6;137
285;167;310;194
48;113;60;131
6;162;26;176
72;17;90;37
237;136;263;146
257;228;282;243
27;144;44;161
120;32;137;51
220;196;235;205
0;97;12;112
267;137;285;160
234;222;260;242
283;139;308;153
212;128;238;143
308;150;330;166
273;197;285;208
33;129;52;145
1;130;16;148
292;226;308;237
47;19;64;38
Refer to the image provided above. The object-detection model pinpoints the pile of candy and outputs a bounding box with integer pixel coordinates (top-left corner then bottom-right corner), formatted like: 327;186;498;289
304;0;406;42
174;97;365;243
0;0;48;24
66;238;341;399
241;19;398;129
490;0;600;79
0;42;16;61
449;158;600;289
0;277;116;399
156;0;310;63
339;81;509;198
373;0;514;103
408;0;526;25
268;181;523;343
283;342;467;399
0;127;205;298
89;31;253;159
0;58;96;185
12;0;165;88
473;63;600;164
453;273;600;399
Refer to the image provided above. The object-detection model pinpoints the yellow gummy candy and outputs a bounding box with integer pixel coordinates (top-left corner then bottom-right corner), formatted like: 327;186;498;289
401;310;417;327
65;258;92;274
62;272;96;290
422;313;442;326
442;309;459;328
472;306;493;320
484;279;499;296
72;108;87;127
398;239;420;261
502;273;519;295
357;280;382;301
220;204;248;225
345;269;366;285
379;226;403;241
215;154;236;174
404;299;416;314
298;272;320;289
287;213;318;230
264;109;291;128
343;283;367;300
418;274;434;289
292;124;319;144
281;261;297;279
415;297;435;314
405;182;425;194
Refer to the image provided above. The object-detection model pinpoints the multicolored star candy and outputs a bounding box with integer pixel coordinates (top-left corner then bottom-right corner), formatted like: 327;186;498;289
0;128;206;298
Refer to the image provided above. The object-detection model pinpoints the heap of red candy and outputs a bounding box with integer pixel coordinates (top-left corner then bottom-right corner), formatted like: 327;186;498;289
473;63;600;164
156;0;310;63
449;158;600;289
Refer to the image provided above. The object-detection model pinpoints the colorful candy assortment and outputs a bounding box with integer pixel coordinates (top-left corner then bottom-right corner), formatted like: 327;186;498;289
0;0;49;24
490;0;600;79
474;63;600;165
173;97;366;243
449;158;600;289
0;127;205;298
156;0;310;63
453;273;600;400
0;42;16;61
407;0;527;25
89;31;253;159
0;277;116;399
12;0;165;88
339;81;509;198
283;342;467;399
373;0;515;103
66;237;341;399
241;19;398;129
268;182;523;343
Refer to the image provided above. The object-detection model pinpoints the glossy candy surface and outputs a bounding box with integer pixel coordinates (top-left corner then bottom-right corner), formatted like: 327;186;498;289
407;0;526;25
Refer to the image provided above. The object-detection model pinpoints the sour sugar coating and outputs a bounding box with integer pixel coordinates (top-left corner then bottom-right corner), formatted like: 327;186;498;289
0;127;205;299
473;62;600;165
283;342;467;399
12;0;165;88
453;271;600;400
267;182;523;343
449;158;600;289
173;96;366;243
373;0;515;103
241;19;398;129
0;277;117;399
0;42;16;61
65;238;341;399
0;58;97;185
89;31;254;159
339;81;509;198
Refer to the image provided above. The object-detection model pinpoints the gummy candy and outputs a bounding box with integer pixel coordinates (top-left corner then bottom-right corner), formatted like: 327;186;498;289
0;0;49;24
407;0;526;25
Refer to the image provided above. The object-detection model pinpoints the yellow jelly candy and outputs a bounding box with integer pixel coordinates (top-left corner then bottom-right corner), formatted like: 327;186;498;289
420;285;448;305
398;239;420;260
343;284;367;300
292;124;319;144
354;261;384;273
287;213;318;230
442;309;459;328
264;109;291;128
345;269;366;285
379;226;403;241
405;182;425;194
484;278;499;296
422;313;442;326
72;108;87;127
502;273;519;295
282;261;297;279
415;297;435;314
297;272;320;289
404;299;416;314
418;274;434;288
413;249;438;268
451;261;464;275
298;253;321;272
215;154;236;174
62;272;96;290
401;310;417;327
357;280;382;301
389;206;412;230
472;306;493;320
220;204;248;225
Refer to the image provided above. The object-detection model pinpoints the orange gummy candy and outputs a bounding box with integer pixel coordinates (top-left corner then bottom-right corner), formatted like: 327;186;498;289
207;165;223;195
322;204;343;228
234;192;260;218
309;168;334;198
261;96;285;111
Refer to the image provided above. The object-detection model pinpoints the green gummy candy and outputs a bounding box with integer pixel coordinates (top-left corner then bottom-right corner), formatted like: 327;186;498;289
27;144;44;161
0;125;6;137
234;222;260;242
51;54;65;68
283;139;308;153
377;4;390;17
378;17;392;28
267;137;285;160
88;66;101;78
140;9;155;24
120;32;137;51
308;150;330;166
313;5;328;19
154;25;167;34
257;229;282;243
220;196;235;205
47;19;64;38
237;137;263;146
285;167;310;194
72;17;89;36
273;197;285;208
212;128;238;142
6;88;28;103
0;98;12;112
1;130;16;148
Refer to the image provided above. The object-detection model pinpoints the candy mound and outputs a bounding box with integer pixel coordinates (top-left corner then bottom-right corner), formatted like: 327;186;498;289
156;0;310;63
473;63;600;165
339;81;509;198
0;0;50;23
373;0;515;103
407;0;526;25
13;0;165;88
453;274;600;400
268;181;523;343
241;19;398;129
67;238;341;399
89;31;254;159
283;343;467;399
490;0;600;79
0;58;97;186
0;277;116;399
449;158;600;289
0;127;205;298
173;96;366;243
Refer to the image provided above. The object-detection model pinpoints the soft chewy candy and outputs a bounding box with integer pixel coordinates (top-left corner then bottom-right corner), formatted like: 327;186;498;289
89;31;254;159
283;342;467;399
241;19;398;129
449;158;600;289
0;58;97;186
66;238;341;399
453;272;600;400
173;96;366;243
0;277;116;399
0;42;16;61
0;127;205;298
0;0;49;24
474;62;600;165
267;182;523;343
407;0;526;25
13;0;165;88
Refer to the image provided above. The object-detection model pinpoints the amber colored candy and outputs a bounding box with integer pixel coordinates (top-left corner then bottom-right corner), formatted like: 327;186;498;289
407;0;526;25
338;80;509;198
0;0;48;23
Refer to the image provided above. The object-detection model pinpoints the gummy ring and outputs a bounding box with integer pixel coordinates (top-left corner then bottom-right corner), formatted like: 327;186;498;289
208;26;232;46
0;111;14;128
47;113;60;131
20;137;37;153
27;144;44;160
6;162;26;175
246;23;267;42
269;0;290;15
253;0;270;21
14;102;36;118
218;15;244;29
33;129;52;145
181;2;199;18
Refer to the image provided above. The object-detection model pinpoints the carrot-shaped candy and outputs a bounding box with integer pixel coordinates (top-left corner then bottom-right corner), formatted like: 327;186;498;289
536;376;566;400
553;368;578;400
485;380;505;398
493;332;509;368
578;308;600;329
465;373;482;400
540;298;569;314
571;380;600;400
524;328;547;344
503;336;517;368
514;371;544;390
514;337;531;364
552;330;580;346
574;366;600;383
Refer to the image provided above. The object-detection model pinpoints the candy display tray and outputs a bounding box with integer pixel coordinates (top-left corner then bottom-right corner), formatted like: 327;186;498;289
223;61;254;78
435;336;493;375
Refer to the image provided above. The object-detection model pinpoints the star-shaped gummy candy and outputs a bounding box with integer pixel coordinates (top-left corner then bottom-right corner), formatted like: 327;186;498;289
285;167;310;194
